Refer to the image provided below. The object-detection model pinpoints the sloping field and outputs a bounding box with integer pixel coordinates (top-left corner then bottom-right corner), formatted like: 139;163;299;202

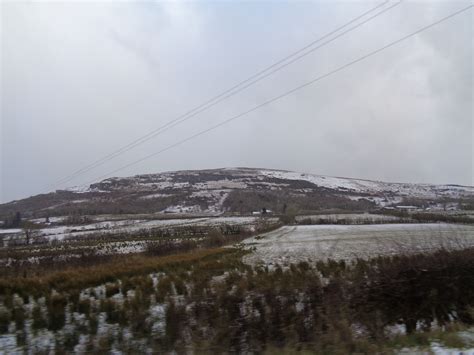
242;223;474;266
1;216;278;243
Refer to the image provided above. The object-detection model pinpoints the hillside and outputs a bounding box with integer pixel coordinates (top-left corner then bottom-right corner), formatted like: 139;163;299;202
1;168;473;219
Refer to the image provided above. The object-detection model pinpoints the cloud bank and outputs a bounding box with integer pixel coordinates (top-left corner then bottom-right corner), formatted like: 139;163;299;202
1;1;472;202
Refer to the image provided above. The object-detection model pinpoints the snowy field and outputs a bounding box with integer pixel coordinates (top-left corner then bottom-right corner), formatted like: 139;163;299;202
242;224;474;266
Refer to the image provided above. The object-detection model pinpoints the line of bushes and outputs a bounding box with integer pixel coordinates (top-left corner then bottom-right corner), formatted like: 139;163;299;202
2;246;474;353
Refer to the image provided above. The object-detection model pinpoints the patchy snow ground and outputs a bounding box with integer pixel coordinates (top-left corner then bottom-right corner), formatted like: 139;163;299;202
399;327;474;354
242;224;474;266
1;217;271;242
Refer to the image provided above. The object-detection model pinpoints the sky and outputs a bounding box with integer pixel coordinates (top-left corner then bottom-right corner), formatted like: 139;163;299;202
1;0;473;203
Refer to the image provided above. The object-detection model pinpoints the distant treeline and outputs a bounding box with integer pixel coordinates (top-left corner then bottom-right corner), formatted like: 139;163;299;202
1;212;22;229
295;216;412;225
411;212;474;224
377;209;474;224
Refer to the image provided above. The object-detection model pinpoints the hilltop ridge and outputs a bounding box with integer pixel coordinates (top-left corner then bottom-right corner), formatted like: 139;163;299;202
1;167;473;218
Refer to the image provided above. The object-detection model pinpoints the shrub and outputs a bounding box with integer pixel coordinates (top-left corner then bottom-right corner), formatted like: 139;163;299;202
32;305;47;330
88;314;98;335
47;294;68;331
164;301;185;350
100;299;121;324
12;306;25;331
0;308;10;333
279;214;295;225
156;276;173;302
77;299;91;316
105;283;120;298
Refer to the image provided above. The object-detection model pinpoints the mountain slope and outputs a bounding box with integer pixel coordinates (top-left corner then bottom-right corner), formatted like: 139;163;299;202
1;168;473;219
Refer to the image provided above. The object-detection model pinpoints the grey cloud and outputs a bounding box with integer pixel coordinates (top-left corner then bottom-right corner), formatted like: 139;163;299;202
1;1;472;202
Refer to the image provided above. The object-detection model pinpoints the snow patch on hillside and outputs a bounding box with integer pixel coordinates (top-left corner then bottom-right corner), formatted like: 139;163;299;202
258;169;474;199
140;193;170;200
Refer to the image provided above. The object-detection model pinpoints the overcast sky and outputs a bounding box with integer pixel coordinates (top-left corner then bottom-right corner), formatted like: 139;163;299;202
1;0;473;203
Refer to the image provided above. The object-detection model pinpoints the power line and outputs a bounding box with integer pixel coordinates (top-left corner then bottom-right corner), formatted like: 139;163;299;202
79;4;472;188
52;0;396;188
50;0;399;189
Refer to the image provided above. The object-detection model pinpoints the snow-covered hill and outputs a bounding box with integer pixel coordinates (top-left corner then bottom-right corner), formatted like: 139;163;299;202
1;168;473;218
257;169;474;200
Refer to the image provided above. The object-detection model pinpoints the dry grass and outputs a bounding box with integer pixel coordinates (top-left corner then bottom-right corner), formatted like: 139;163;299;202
0;247;232;297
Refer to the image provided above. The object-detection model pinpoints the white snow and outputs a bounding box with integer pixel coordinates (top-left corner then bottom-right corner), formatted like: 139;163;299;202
194;180;247;189
65;185;91;193
0;228;22;234
429;342;474;355
163;205;202;213
29;216;66;224
139;193;169;200
64;185;109;193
